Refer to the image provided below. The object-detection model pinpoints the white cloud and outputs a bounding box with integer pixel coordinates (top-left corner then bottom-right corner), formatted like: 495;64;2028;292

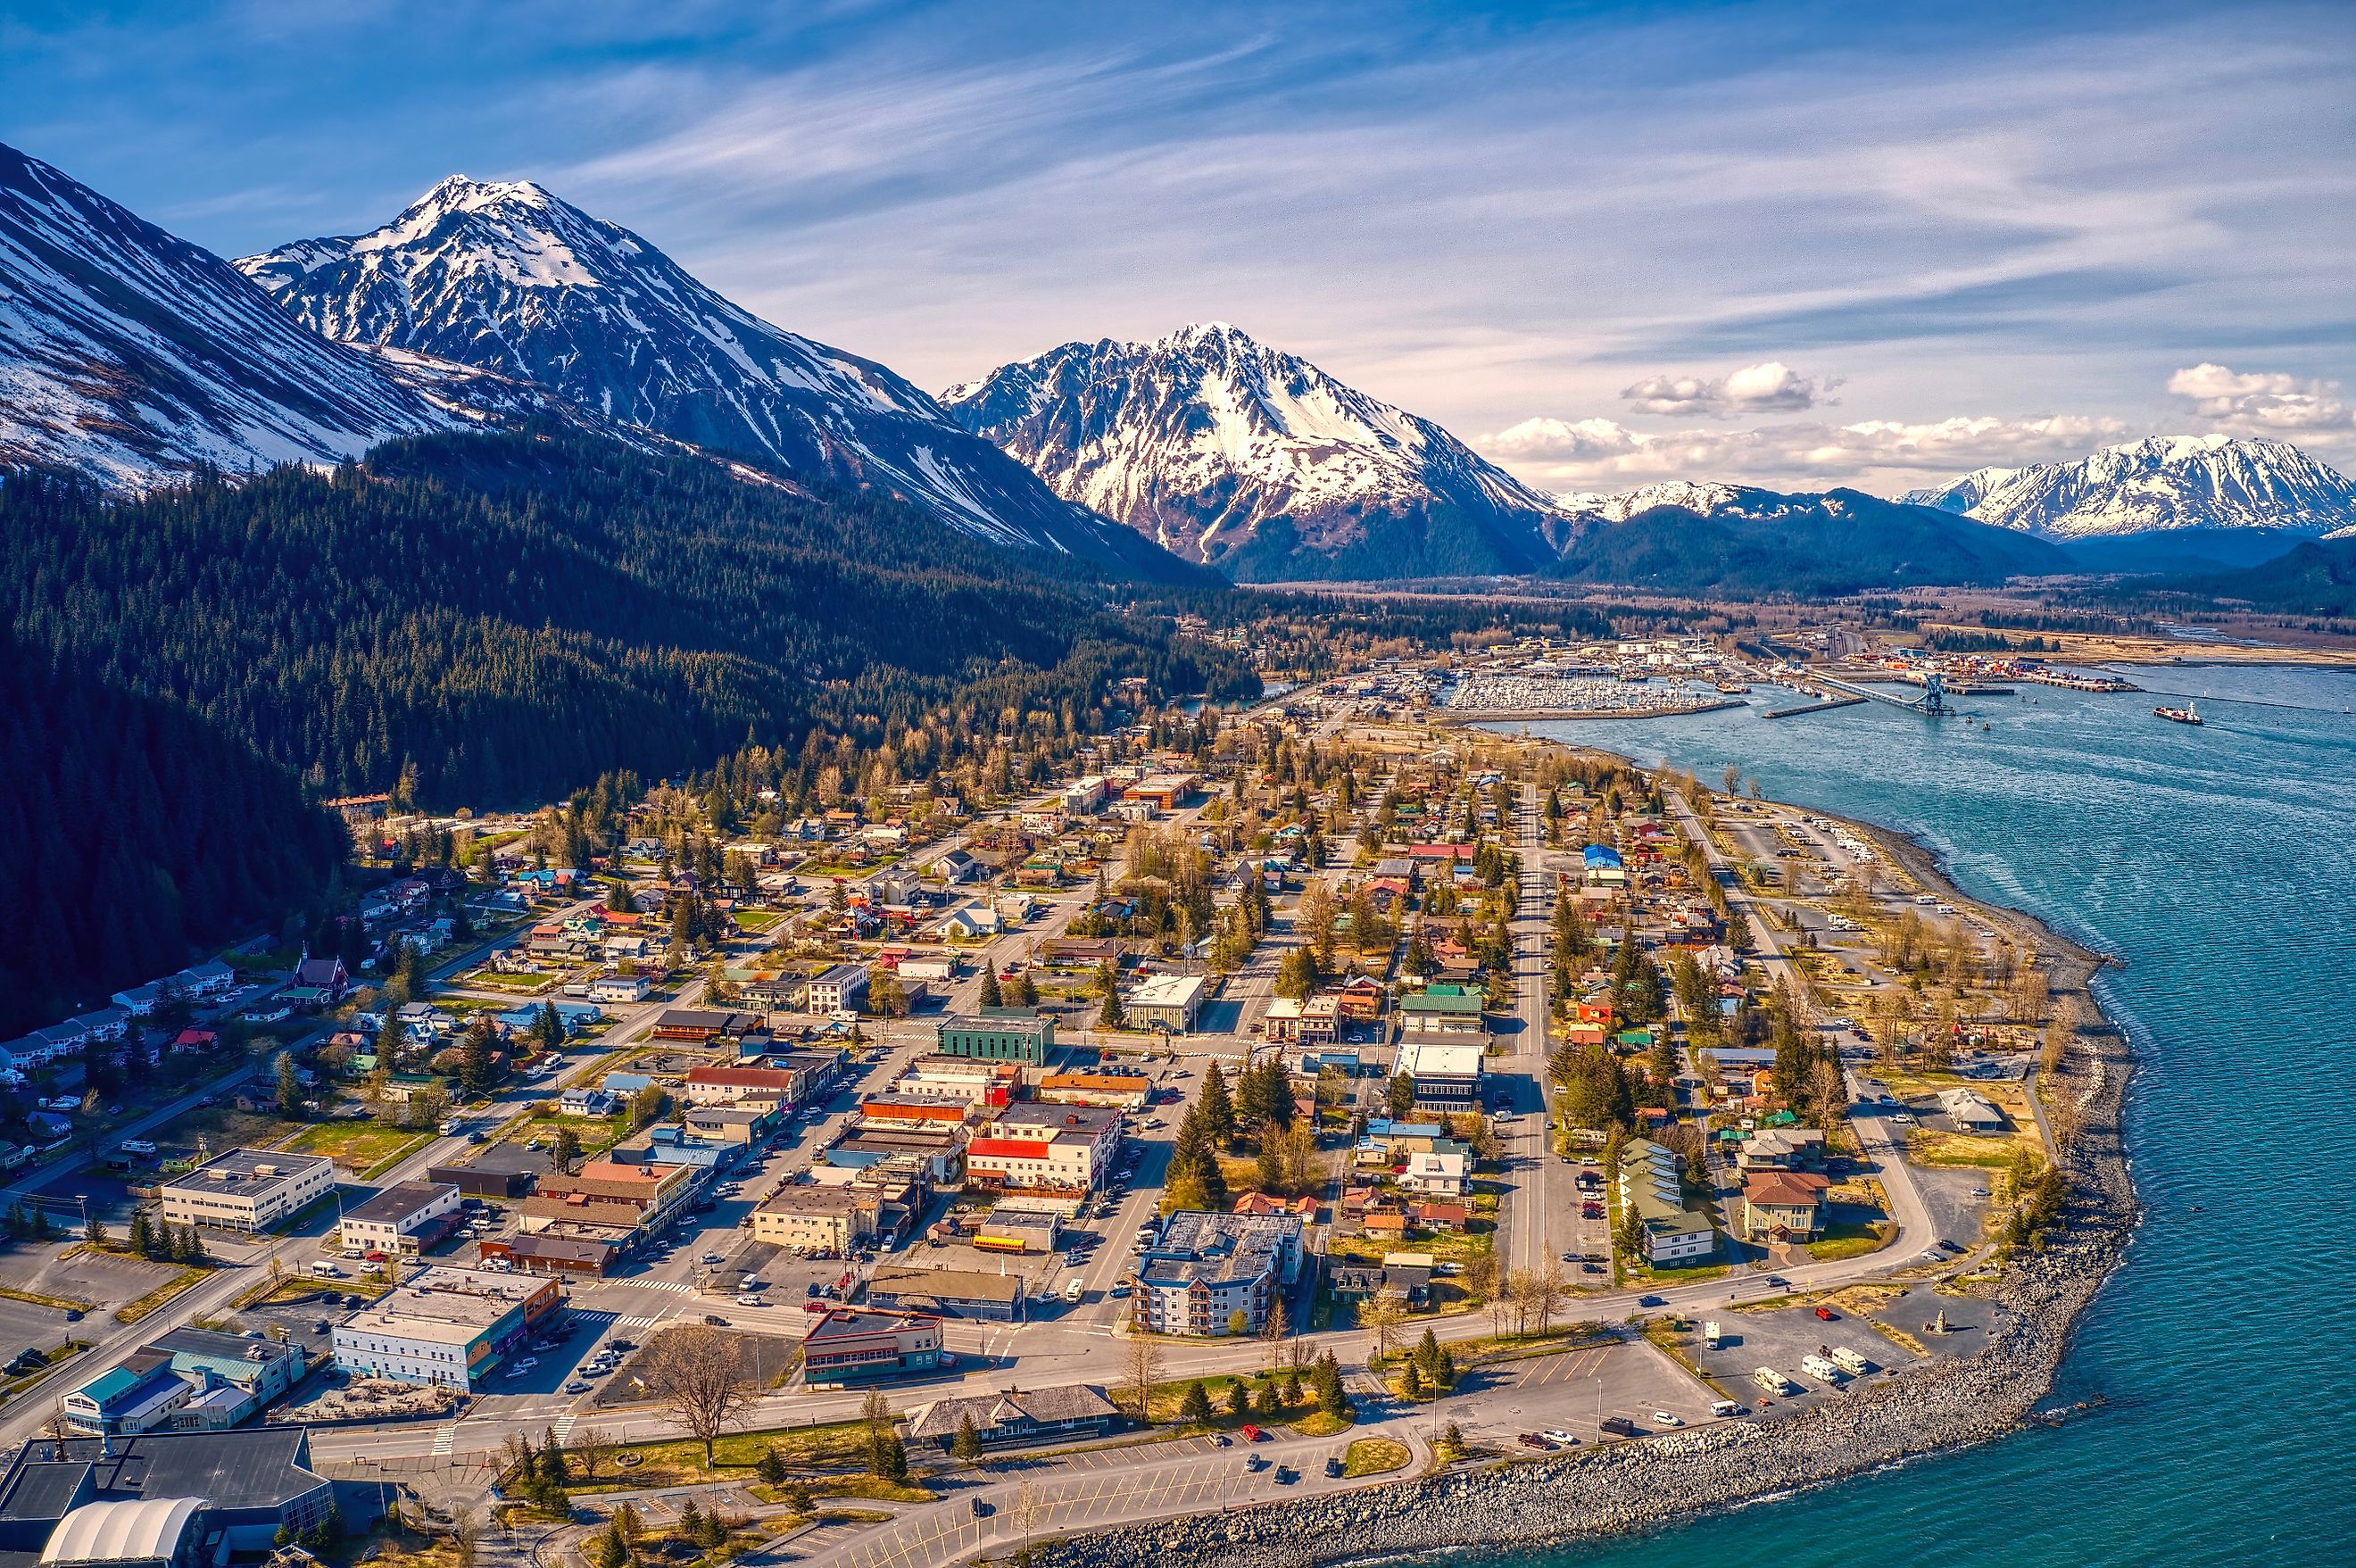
2166;362;2352;431
1619;361;1830;416
1479;411;2129;493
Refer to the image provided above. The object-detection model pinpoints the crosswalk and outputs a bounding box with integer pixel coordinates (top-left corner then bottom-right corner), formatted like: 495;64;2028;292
615;1314;663;1329
610;1276;697;1294
551;1415;577;1445
433;1423;457;1456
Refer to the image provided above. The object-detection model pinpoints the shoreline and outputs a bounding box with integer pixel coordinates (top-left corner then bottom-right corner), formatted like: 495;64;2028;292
1007;762;2141;1568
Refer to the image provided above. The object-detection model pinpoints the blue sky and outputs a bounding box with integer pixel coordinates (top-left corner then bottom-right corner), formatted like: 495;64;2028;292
4;0;2352;494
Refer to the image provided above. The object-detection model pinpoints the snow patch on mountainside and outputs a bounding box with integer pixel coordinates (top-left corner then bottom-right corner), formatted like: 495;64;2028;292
1902;435;2356;537
1550;479;1792;524
0;141;452;488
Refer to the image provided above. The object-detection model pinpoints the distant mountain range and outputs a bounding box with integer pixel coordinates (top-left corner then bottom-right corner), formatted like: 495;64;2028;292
944;323;1567;580
946;325;2083;589
1904;436;2356;540
5;137;2352;597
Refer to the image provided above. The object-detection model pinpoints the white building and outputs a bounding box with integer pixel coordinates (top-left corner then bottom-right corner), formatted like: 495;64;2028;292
340;1180;461;1257
158;1149;335;1233
591;974;651;1003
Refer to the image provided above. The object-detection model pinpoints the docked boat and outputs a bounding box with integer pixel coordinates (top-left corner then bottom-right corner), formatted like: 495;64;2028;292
1714;681;1752;694
2154;701;2203;726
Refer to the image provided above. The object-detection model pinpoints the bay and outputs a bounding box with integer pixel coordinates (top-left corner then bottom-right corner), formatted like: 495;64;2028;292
1454;661;2356;1567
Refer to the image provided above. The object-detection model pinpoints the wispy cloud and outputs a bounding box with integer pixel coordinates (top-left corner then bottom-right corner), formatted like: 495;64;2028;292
4;2;2352;494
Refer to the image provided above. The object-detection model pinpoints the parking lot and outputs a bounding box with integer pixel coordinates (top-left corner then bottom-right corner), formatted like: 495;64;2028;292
1453;1339;1723;1448
1697;1294;1943;1411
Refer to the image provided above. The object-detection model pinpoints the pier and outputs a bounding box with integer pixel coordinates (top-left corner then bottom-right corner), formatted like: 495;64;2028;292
1813;671;1953;716
1763;695;1867;719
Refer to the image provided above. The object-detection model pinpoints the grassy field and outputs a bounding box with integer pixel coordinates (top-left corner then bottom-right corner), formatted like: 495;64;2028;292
1907;1131;2028;1168
732;910;788;933
1340;1436;1409;1475
585;1421;876;1488
153;1100;295;1154
1805;1220;1894;1262
285;1121;434;1177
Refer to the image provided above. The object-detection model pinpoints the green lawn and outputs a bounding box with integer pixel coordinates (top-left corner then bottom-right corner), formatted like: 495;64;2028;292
1806;1220;1895;1262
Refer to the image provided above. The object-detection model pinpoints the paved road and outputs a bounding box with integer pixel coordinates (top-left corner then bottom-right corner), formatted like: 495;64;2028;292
1659;788;1935;1274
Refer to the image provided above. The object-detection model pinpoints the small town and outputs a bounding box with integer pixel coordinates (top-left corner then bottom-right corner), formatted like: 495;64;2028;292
0;635;2095;1568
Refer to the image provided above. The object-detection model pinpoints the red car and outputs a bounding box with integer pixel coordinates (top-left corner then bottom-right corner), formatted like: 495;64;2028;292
1240;1424;1265;1442
1814;1306;1838;1321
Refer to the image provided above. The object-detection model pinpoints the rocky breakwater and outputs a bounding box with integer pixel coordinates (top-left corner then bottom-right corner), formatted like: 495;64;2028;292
1015;867;2138;1568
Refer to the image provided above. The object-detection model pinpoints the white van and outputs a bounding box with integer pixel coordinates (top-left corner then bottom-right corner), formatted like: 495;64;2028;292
311;1260;343;1278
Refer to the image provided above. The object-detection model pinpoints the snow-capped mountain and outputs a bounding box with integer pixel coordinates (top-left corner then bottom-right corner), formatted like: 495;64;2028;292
0;142;455;488
1903;436;2356;538
942;323;1567;580
1551;480;1815;526
239;178;1177;574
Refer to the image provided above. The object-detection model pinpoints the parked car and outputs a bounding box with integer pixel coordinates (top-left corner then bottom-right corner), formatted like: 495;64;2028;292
1814;1306;1838;1321
703;1315;731;1326
1240;1424;1265;1442
1324;1456;1345;1478
1541;1428;1577;1444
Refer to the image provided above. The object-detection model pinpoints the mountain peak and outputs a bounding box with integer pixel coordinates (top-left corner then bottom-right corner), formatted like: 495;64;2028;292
1904;433;2353;538
234;179;1191;574
410;173;559;215
943;328;1565;579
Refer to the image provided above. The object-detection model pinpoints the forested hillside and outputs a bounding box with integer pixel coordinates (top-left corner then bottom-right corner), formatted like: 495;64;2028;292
2166;537;2356;618
1548;491;2070;597
0;430;1257;808
0;636;347;1039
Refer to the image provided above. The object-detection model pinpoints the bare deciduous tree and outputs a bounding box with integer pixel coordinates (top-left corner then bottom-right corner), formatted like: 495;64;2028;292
1360;1286;1409;1360
452;1508;480;1568
1531;1265;1567;1335
640;1326;752;1467
571;1426;613;1481
1123;1332;1165;1423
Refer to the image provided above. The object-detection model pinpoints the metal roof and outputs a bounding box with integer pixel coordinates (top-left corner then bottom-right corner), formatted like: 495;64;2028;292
40;1497;203;1564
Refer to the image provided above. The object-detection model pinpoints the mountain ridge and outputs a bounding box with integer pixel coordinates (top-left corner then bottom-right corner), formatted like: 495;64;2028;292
238;176;1196;579
0;140;460;486
1903;435;2356;538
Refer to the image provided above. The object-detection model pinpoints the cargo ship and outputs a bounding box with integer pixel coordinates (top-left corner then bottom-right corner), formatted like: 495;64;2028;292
2154;701;2202;726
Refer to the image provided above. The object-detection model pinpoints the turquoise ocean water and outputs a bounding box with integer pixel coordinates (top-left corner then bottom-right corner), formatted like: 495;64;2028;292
1457;660;2356;1567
